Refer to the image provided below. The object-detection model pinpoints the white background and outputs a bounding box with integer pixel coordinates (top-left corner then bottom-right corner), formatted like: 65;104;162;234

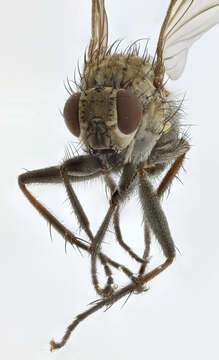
1;0;219;359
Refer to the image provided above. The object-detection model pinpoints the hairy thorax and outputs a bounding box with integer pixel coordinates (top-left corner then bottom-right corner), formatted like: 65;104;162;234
78;48;189;173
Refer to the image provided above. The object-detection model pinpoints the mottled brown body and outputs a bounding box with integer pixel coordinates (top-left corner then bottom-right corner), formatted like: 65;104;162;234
19;42;189;353
18;0;219;352
79;50;189;171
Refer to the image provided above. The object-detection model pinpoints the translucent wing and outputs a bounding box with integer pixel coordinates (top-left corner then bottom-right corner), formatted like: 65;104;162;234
155;0;219;85
88;0;108;59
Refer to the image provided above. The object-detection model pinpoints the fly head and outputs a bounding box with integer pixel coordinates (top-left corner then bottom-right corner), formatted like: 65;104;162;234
63;86;143;161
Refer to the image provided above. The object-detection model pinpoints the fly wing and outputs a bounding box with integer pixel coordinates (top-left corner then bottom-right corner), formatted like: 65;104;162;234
88;0;108;60
155;0;219;85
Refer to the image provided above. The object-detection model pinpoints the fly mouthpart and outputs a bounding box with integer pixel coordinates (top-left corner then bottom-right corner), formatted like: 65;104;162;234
91;147;116;155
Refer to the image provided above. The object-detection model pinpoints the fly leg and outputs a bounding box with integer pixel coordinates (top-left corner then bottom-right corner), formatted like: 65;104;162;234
18;155;106;244
18;155;122;296
18;162;138;351
90;163;138;297
157;153;187;198
59;163;116;297
113;207;148;264
18;156;140;297
18;162;99;253
138;220;151;277
50;154;188;351
104;174;147;264
137;152;187;277
92;163;138;251
137;172;175;291
136;151;188;285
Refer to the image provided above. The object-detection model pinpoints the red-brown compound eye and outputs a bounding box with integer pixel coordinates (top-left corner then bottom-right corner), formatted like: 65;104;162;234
116;90;142;135
63;93;81;137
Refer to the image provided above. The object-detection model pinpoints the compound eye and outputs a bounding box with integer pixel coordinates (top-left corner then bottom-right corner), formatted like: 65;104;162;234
63;93;81;137
117;90;142;135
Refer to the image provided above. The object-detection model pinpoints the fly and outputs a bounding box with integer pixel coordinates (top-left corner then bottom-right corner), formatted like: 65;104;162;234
18;0;219;351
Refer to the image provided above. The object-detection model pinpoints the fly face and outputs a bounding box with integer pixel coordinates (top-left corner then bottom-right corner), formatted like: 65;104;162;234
63;86;143;158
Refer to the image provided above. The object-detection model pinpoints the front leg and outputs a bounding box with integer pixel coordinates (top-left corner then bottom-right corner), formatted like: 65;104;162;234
92;162;138;252
105;173;147;264
90;163;138;296
59;160;117;296
18;155;102;250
